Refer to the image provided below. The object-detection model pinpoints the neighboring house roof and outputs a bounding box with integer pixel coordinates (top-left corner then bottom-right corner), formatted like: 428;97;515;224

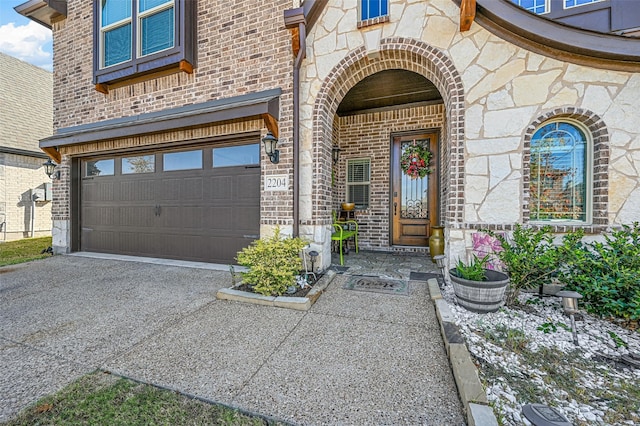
0;52;53;155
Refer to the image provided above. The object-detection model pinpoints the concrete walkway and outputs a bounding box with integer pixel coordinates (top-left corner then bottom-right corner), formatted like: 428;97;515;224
0;254;465;425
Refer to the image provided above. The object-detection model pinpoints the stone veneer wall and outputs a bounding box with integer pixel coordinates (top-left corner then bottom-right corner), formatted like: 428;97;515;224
300;0;640;265
334;104;445;249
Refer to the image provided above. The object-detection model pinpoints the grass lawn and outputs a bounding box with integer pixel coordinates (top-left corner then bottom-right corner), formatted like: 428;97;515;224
0;236;53;267
3;372;277;426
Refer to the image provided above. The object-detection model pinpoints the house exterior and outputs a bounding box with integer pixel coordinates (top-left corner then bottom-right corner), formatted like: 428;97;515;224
18;0;640;269
0;52;53;241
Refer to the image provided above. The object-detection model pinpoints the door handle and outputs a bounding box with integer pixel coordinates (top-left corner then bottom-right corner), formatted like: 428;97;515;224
154;205;161;216
394;202;397;216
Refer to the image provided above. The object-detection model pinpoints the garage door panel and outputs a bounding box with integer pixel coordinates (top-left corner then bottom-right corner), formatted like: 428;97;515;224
181;178;203;200
82;180;115;202
206;176;233;200
119;179;156;201
205;207;233;231
120;206;154;228
82;229;118;253
233;173;260;202
81;142;260;264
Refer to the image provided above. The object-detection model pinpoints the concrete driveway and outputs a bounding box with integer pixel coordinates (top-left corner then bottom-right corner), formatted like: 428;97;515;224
1;254;465;425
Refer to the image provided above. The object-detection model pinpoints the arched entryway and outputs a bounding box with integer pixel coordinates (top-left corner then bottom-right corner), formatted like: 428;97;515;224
308;37;465;263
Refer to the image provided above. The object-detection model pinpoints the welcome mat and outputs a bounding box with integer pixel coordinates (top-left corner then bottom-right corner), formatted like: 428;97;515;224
343;276;409;296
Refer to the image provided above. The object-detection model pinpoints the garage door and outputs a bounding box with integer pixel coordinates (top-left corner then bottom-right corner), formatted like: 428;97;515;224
80;143;260;264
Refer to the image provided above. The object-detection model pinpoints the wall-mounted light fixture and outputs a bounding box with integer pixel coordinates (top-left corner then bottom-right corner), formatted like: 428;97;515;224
262;132;279;164
43;158;60;180
332;146;341;164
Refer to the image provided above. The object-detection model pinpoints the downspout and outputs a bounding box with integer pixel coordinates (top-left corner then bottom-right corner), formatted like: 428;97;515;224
292;22;306;237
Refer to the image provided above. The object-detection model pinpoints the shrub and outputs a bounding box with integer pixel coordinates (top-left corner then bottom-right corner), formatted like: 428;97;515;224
452;254;489;281
557;223;640;321
490;224;559;305
236;227;308;297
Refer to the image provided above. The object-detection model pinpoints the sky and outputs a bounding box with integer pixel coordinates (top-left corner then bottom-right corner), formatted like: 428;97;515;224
0;0;53;71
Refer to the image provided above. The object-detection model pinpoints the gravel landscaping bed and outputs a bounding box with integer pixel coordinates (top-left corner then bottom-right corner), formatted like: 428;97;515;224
441;285;640;425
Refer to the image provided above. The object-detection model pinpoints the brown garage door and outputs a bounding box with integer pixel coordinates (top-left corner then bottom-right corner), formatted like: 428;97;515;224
80;143;260;264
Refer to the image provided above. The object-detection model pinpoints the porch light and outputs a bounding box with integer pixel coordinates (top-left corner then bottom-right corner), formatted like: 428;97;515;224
332;146;342;164
262;132;279;164
43;158;59;180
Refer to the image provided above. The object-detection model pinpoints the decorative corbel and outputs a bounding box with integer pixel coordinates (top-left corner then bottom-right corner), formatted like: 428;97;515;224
460;0;476;32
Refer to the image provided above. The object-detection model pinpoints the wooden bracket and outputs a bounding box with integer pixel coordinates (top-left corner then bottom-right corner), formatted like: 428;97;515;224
460;0;476;32
95;83;109;94
261;113;279;139
291;26;301;58
179;60;193;74
42;146;61;164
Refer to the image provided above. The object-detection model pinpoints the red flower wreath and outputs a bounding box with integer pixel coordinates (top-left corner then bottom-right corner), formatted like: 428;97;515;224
401;140;433;179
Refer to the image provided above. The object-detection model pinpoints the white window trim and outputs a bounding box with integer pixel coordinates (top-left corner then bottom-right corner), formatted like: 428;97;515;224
346;157;371;209
99;0;175;70
137;0;174;59
529;118;593;225
564;0;604;10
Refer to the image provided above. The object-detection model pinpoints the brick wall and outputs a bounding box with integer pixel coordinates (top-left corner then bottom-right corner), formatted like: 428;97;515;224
51;0;297;226
0;154;52;240
334;104;445;249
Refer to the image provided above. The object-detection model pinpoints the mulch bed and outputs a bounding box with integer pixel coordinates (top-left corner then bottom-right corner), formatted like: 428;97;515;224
235;280;318;298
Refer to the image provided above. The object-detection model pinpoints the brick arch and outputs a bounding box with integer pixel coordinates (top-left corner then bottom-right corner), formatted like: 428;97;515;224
311;37;465;226
523;107;609;227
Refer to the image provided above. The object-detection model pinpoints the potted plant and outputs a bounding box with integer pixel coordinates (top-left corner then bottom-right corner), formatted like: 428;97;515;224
449;254;510;313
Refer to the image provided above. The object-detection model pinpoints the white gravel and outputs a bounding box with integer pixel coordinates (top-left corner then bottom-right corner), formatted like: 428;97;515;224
441;284;640;425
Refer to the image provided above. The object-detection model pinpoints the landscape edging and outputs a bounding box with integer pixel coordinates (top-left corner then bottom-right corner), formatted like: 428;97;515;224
428;278;499;426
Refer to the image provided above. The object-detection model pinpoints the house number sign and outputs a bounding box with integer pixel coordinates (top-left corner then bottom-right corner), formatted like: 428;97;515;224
264;174;288;191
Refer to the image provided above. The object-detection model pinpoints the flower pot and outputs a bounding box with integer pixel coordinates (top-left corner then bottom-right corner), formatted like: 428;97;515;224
449;269;509;313
428;226;445;261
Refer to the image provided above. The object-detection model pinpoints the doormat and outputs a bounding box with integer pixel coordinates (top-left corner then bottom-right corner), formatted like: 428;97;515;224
343;275;409;296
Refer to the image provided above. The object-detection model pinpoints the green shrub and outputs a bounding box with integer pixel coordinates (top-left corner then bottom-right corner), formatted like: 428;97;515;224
557;223;640;320
452;254;489;281
236;227;308;297
490;224;559;305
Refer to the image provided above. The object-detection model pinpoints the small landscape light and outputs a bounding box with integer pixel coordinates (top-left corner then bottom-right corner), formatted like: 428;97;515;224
308;250;319;272
556;290;582;315
556;290;583;346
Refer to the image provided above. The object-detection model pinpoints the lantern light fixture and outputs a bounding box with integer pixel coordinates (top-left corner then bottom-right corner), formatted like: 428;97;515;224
332;146;341;164
262;132;279;164
43;158;59;180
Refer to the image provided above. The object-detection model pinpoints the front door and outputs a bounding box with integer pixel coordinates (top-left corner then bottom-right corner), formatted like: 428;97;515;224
391;132;439;246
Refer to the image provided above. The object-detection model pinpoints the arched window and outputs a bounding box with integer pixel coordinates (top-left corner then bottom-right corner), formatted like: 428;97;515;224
530;121;591;223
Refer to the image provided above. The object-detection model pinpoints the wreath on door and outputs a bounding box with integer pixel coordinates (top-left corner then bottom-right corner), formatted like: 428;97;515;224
401;140;433;179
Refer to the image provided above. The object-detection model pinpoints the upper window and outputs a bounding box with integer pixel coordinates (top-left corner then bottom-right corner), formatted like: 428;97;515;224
163;150;202;171
347;158;371;209
360;0;389;21
85;159;115;177
213;144;260;168
530;121;590;223
564;0;602;9
94;0;195;87
100;0;174;68
510;0;549;14
122;155;155;174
